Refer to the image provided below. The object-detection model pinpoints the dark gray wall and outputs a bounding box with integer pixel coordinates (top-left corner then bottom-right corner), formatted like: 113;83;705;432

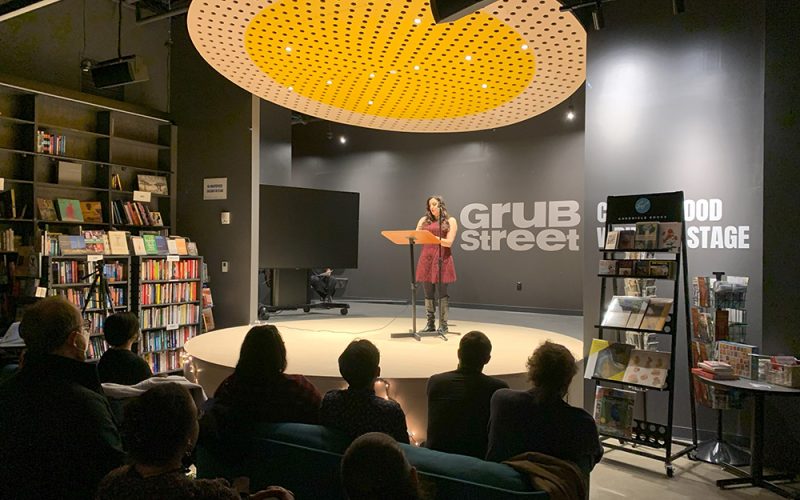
171;18;256;328
583;0;765;440
0;0;170;111
762;0;800;473
292;95;585;313
260;101;292;186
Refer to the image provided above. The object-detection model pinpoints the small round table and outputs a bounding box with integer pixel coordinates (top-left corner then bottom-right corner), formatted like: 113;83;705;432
693;375;800;498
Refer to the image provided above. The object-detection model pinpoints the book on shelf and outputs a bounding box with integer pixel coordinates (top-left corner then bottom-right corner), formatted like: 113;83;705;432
697;360;735;374
604;230;619;250
187;241;198;256
632;260;650;276
717;340;758;379
155;236;169;255
0;189;16;219
624;331;659;350
638;298;673;331
585;340;633;381
56;199;83;222
141;234;158;255
201;287;214;308
106;231;130;255
693;276;712;308
599;260;617;275
714;309;729;340
634;222;658;250
625;298;650;329
691;340;712;368
130;236;147;256
202;307;215;332
166;239;178;255
657;222;682;251
83;230;105;254
57;235;90;255
648;260;674;278
173;237;188;256
79;201;103;223
622;349;670;388
57;161;82;186
601;296;649;328
690;306;713;342
617;230;635;250
593;386;636;439
35;198;55;221
111;173;123;191
691;367;737;381
151;211;164;227
617;260;634;276
137;175;169;196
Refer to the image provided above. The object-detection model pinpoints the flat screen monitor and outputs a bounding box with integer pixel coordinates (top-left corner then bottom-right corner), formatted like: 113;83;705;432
259;185;359;269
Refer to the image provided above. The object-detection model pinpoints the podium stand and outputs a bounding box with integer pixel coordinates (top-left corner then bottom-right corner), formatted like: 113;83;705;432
381;229;450;341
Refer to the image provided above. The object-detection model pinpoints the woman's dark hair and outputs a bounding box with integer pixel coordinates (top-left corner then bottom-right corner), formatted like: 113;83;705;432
338;339;380;389
103;312;140;347
423;195;450;234
234;325;287;382
341;432;419;500
526;341;578;398
122;383;197;466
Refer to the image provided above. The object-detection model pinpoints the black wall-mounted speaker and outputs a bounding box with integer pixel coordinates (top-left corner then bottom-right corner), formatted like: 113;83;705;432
429;0;498;24
90;56;149;89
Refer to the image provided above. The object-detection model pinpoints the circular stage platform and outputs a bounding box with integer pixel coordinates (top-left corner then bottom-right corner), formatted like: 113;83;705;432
186;314;584;443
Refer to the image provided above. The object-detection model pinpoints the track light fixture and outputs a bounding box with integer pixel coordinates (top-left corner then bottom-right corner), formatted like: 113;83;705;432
591;0;604;30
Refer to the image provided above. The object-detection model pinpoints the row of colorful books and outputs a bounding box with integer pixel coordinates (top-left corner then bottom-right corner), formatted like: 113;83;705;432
36;130;66;155
142;349;184;374
42;229;198;257
585;339;671;389
110;200;165;227
37;198;104;223
604;222;682;251
138;259;201;282
139;303;200;330
601;296;674;331
599;258;676;278
0;228;19;252
139;282;199;305
49;259;126;285
140;326;195;353
692;276;748;309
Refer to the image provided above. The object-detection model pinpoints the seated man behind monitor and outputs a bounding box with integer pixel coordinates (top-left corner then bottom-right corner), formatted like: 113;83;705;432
426;330;508;458
0;296;125;499
98;312;153;385
320;339;409;443
486;341;603;472
310;268;336;302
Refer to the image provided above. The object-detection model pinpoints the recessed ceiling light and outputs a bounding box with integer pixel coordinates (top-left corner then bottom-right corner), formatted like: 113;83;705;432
369;73;376;78
521;44;529;50
566;106;575;121
414;65;420;71
326;79;333;85
481;83;488;89
288;86;293;91
368;100;374;105
465;55;473;61
389;70;397;74
339;136;347;144
285;46;292;53
413;18;422;25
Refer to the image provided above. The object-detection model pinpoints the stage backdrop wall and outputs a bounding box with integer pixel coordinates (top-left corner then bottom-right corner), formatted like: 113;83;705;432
583;0;765;442
290;94;585;314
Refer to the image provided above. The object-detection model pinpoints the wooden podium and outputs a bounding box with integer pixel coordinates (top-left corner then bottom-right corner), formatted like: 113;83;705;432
381;229;445;340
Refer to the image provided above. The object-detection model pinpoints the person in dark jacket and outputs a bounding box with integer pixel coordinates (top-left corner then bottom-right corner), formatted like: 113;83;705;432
98;312;153;385
0;296;125;500
426;330;508;457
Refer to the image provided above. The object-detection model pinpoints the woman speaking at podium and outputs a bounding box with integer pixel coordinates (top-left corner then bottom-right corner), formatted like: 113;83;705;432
416;195;458;333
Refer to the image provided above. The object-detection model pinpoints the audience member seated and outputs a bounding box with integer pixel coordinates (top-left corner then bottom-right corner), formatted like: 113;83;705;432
341;432;423;500
310;268;337;302
97;383;294;500
426;330;508;457
486;341;603;472
320;339;409;443
0;296;125;499
98;312;153;385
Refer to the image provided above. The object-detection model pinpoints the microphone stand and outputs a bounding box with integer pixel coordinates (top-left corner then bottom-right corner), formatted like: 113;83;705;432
437;209;446;341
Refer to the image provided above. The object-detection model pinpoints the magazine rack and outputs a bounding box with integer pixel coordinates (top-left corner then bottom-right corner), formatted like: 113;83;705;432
592;191;697;477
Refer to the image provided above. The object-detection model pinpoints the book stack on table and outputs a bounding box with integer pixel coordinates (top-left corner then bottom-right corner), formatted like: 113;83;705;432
692;361;738;380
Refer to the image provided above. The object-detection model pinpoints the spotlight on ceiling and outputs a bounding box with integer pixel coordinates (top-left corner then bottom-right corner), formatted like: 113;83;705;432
591;1;604;30
90;55;149;89
339;135;347;145
672;0;685;14
0;0;61;23
566;105;576;121
429;0;499;24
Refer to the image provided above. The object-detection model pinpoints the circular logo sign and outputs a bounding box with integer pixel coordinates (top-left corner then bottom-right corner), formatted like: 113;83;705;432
634;197;651;214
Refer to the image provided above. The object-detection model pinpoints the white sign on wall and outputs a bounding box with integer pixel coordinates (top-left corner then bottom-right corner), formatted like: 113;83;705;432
203;177;228;200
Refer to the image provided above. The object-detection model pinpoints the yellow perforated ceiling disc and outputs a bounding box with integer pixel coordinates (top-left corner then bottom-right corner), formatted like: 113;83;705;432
187;0;586;133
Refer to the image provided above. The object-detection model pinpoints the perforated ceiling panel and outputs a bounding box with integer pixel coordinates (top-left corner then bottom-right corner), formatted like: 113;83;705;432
187;0;586;132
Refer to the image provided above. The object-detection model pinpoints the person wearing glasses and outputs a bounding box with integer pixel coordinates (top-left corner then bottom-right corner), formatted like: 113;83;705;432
0;296;125;499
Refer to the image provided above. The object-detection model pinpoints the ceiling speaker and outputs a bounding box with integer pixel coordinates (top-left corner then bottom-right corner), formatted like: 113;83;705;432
429;0;498;23
90;56;149;89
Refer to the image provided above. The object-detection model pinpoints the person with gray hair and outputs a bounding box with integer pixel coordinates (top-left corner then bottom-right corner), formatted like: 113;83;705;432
426;330;508;457
0;296;125;499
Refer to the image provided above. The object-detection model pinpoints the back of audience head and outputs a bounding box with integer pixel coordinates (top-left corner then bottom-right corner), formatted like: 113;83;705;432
457;330;492;371
122;383;197;467
235;324;287;382
341;432;419;500
103;312;140;348
338;339;380;390
19;296;84;359
527;341;577;399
